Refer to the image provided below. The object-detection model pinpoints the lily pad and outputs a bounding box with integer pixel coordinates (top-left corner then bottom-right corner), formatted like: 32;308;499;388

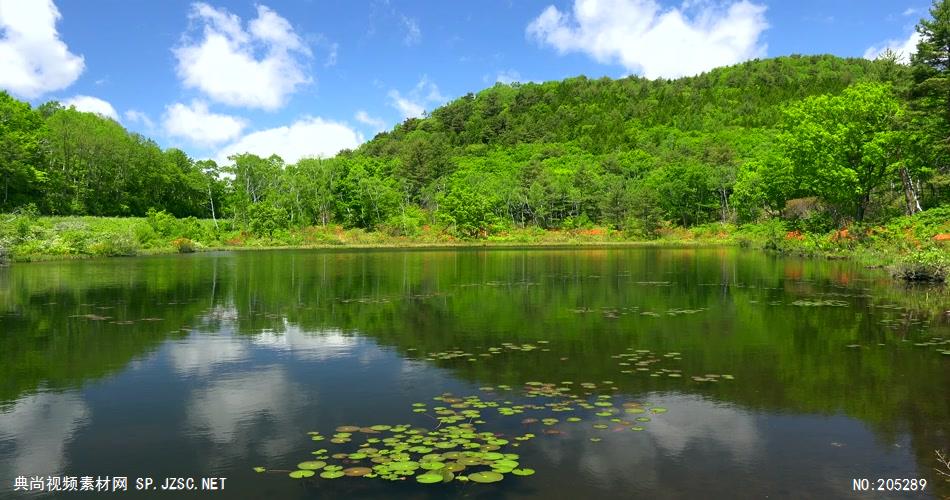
297;461;326;470
468;471;504;483
320;470;345;479
511;468;535;476
343;467;372;477
289;470;315;479
253;467;266;473
417;473;444;484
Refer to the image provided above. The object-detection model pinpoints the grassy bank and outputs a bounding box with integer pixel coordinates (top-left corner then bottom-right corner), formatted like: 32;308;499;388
1;209;948;282
734;207;950;282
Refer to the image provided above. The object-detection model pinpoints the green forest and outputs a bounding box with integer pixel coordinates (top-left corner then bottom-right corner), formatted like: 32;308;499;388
2;2;950;271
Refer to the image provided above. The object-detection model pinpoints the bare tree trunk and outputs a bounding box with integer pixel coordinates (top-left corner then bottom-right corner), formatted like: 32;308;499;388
899;166;922;215
208;185;218;229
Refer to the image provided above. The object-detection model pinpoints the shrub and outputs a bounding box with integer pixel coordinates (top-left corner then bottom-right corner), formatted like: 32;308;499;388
88;231;137;257
133;221;159;246
890;248;949;282
171;237;196;253
0;244;9;266
146;208;179;237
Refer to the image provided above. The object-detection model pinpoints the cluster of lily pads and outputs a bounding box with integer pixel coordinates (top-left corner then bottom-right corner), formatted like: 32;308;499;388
611;348;735;383
845;336;950;357
412;341;552;363
258;382;672;485
791;299;849;307
914;337;950;356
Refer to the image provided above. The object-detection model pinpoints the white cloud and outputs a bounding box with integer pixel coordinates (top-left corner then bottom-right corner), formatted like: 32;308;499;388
216;116;364;165
864;31;921;64
163;100;247;146
401;15;422;45
526;0;768;79
124;109;155;130
174;3;311;110
355;110;387;132
388;90;425;119
0;0;84;98
902;8;919;17
62;95;118;120
387;77;447;120
496;70;523;84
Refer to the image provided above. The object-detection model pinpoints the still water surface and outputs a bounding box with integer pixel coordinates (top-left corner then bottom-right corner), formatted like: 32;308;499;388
1;248;948;499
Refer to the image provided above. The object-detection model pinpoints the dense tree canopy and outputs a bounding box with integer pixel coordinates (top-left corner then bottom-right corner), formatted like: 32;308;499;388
2;4;950;238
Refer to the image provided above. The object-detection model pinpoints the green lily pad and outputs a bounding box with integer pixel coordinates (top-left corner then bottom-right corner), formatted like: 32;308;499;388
388;461;420;471
289;470;315;479
320;470;344;479
468;471;504;483
493;459;519;469
417;473;444;484
253;467;266;473
511;468;535;476
443;462;466;472
297;461;326;470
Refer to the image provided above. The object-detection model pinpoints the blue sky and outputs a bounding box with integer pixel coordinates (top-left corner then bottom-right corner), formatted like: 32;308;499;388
0;0;933;164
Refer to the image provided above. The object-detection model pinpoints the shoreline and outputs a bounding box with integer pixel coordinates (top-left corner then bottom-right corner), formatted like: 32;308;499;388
8;238;736;263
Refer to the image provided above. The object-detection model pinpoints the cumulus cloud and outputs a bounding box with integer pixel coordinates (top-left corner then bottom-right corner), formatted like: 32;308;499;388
124;109;155;130
526;0;768;79
163;100;247;146
864;31;921;64
388;77;447;120
62;95;119;120
0;0;84;98
174;3;311;110
215;117;364;165
355;110;387;132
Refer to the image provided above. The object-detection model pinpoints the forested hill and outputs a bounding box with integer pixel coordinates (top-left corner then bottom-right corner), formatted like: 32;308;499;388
1;53;946;239
363;54;886;155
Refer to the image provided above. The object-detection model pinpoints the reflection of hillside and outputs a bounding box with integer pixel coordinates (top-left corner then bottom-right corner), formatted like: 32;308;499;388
1;248;948;491
0;257;220;404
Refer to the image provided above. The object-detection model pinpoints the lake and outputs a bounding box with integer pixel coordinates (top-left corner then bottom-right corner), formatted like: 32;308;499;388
1;247;948;499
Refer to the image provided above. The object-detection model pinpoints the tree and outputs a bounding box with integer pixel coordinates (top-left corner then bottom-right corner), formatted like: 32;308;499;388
0;92;46;211
910;0;950;204
781;82;909;221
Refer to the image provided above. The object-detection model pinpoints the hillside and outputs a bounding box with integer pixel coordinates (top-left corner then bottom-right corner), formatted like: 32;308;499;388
1;54;946;241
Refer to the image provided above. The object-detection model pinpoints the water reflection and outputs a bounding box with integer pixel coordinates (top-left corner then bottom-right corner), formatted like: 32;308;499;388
0;248;947;498
0;392;90;477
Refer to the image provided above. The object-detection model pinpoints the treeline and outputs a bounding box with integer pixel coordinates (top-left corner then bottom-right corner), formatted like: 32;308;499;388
0;98;224;218
2;2;949;238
